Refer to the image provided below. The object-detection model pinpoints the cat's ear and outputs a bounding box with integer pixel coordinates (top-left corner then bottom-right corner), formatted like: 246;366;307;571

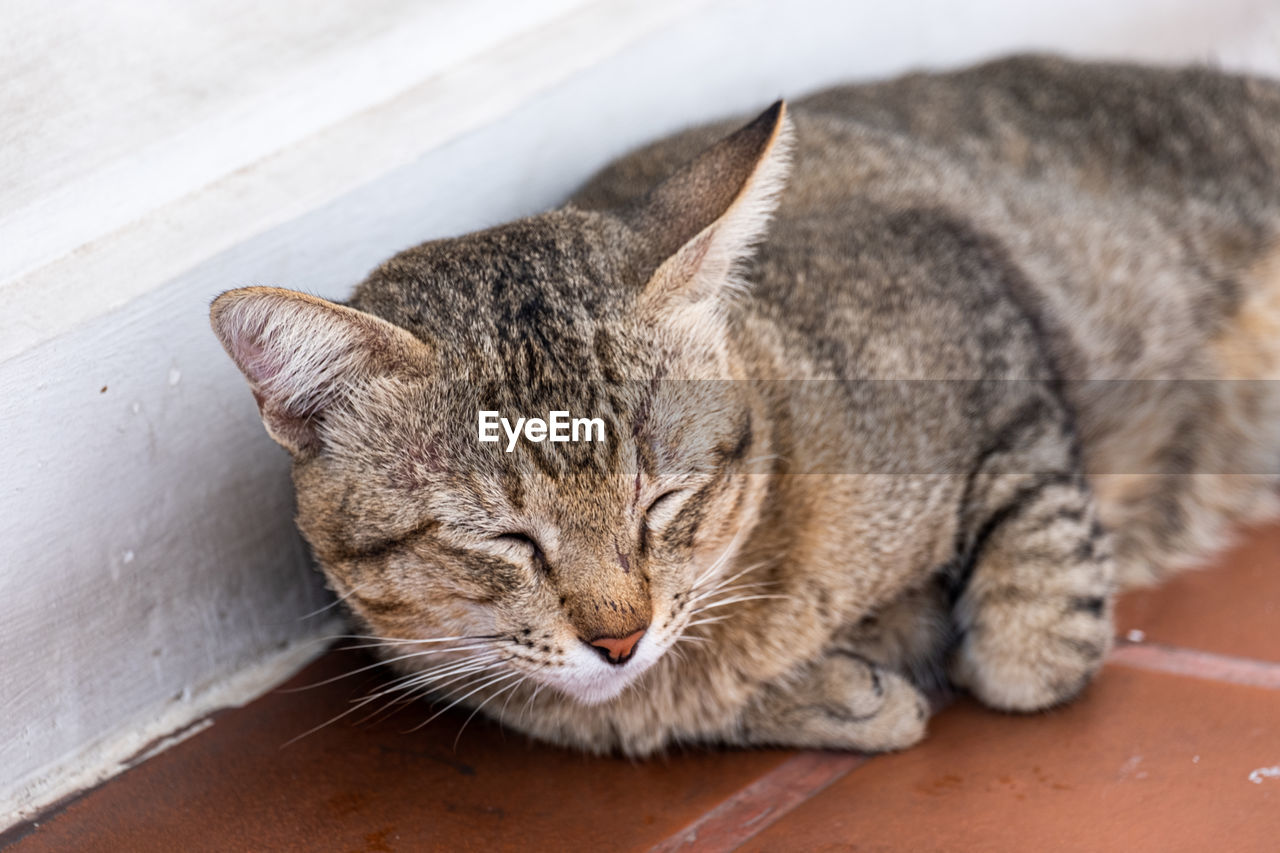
631;100;793;314
210;287;429;456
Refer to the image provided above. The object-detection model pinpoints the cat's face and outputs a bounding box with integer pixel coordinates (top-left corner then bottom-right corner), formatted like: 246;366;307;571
291;328;767;703
212;102;791;706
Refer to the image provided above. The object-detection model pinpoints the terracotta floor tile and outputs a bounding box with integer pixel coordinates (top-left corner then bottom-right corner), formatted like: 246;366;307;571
739;666;1280;853
1117;523;1280;661
5;650;793;853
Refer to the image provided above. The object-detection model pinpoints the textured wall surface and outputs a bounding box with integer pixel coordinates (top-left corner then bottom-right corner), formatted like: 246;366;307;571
2;0;1277;827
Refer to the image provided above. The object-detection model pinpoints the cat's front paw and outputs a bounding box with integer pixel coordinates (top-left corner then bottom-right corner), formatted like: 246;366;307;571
949;598;1113;712
739;651;929;752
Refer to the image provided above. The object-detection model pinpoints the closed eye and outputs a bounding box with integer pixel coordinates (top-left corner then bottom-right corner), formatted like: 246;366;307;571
492;532;545;565
643;489;688;529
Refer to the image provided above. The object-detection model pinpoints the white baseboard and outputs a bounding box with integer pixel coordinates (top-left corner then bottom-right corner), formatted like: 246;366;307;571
1;618;344;829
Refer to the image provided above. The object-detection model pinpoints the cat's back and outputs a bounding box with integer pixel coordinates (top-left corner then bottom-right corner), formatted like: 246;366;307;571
576;55;1280;216
794;55;1280;205
573;56;1280;381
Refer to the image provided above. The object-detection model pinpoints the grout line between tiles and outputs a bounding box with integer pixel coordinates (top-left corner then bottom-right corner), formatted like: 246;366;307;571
647;751;866;853
1108;642;1280;690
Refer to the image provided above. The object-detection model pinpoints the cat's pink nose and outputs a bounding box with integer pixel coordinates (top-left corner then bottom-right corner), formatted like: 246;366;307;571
588;627;646;665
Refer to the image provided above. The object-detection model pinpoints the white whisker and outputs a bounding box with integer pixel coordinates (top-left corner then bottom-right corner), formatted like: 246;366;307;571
407;671;523;733
497;671;534;721
281;643;499;692
454;677;527;749
353;655;503;704
693;593;793;613
298;582;367;621
332;633;501;646
383;667;501;720
334;640;497;655
346;661;502;723
673;634;712;645
689;523;752;591
689;559;771;599
282;687;391;748
688;578;776;605
519;682;547;725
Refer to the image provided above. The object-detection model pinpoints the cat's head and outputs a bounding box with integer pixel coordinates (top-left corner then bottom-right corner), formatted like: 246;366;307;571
211;103;792;705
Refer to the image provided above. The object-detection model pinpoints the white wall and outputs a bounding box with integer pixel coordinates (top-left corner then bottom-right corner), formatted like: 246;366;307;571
3;0;1277;828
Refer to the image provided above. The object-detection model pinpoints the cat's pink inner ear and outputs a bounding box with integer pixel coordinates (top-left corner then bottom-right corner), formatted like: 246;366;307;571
223;316;288;393
210;288;330;454
634;100;794;313
210;286;424;456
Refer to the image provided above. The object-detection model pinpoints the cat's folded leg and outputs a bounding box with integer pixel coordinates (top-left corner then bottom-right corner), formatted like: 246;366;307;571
733;650;929;751
948;471;1116;712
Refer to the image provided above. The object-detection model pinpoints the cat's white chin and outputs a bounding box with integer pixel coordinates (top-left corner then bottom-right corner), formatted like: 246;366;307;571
566;676;637;705
545;639;664;705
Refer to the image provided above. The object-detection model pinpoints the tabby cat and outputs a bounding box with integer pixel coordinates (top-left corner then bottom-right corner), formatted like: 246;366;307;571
211;56;1280;755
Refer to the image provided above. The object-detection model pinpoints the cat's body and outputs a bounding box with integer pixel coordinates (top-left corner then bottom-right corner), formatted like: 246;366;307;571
212;56;1280;755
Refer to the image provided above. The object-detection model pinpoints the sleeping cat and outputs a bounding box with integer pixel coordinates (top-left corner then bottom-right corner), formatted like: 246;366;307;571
211;56;1280;755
